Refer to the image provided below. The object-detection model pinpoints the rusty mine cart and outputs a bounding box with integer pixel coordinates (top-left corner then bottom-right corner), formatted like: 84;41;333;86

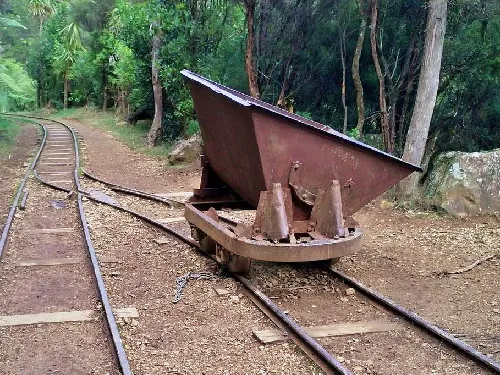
181;70;421;273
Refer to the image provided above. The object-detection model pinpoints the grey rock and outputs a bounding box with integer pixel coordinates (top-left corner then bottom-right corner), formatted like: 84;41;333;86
167;133;202;165
426;148;500;215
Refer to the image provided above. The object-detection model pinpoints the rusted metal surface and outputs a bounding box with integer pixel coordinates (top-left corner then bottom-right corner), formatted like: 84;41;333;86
181;70;421;265
252;183;292;241
181;70;421;222
310;181;345;238
185;204;363;262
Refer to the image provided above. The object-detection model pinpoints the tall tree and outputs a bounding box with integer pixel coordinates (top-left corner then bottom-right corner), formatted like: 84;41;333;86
57;21;84;108
352;0;367;136
369;0;391;152
146;27;163;147
242;0;260;98
399;0;447;197
28;0;57;107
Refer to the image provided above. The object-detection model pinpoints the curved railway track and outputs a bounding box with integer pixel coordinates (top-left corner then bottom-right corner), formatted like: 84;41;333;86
2;114;499;375
0;115;131;374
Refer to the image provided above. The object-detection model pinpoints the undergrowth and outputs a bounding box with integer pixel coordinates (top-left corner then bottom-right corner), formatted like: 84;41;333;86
0;116;21;157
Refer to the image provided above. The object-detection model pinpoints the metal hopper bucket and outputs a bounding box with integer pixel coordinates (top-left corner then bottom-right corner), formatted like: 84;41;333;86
181;70;421;272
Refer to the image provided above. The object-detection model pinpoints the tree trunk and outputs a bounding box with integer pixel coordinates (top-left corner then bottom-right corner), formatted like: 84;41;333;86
352;0;367;136
398;45;420;151
398;0;447;197
147;31;163;147
102;88;107;111
244;0;260;98
369;0;391;152
276;47;295;110
63;69;69;109
340;27;348;134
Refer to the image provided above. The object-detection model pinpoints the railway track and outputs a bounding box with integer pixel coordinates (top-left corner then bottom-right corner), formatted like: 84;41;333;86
0;116;131;374
2;114;499;374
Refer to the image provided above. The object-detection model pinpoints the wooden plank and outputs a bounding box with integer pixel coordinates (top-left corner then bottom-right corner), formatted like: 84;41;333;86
100;256;121;263
20;228;74;234
0;307;138;327
253;320;403;344
39;162;73;166
13;255;120;267
115;308;139;319
38;171;72;175
213;285;230;296
15;258;84;267
0;310;95;327
157;217;185;224
156;191;193;199
153;237;170;244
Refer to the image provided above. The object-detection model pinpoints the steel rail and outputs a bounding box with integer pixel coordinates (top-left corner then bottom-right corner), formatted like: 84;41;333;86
5;115;133;375
72;175;500;373
51;120;133;375
59;192;353;375
0;115;46;259
329;269;500;373
82;169;176;206
76;163;500;372
8;114;499;373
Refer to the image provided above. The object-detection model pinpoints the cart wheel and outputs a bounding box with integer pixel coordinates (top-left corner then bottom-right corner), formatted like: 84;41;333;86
216;245;251;274
312;258;340;269
197;229;217;254
227;254;251;274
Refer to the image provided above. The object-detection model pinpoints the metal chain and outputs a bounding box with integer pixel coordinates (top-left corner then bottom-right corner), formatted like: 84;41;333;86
173;271;217;303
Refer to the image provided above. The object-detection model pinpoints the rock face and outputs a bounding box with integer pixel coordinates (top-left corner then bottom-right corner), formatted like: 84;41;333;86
167;133;202;165
426;148;500;215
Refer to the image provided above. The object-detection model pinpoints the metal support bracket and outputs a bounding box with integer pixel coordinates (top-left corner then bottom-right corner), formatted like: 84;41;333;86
309;180;346;238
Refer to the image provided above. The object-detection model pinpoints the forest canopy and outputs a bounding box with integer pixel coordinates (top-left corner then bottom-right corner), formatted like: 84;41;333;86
0;0;498;156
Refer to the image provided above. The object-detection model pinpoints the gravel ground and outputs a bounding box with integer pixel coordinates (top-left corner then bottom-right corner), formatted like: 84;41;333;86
0;123;39;231
83;200;324;374
41;116;499;374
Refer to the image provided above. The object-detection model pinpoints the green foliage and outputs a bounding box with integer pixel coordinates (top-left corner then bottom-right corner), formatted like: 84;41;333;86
186;119;199;137
0;116;21;156
433;7;500;153
347;127;360;140
0;58;36;112
0;0;498;154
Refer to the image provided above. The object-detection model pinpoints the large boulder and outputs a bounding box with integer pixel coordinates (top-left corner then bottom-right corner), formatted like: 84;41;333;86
425;148;500;215
167;133;202;165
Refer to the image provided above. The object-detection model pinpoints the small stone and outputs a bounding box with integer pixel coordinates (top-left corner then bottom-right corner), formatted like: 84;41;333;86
493;308;500;314
213;285;230;296
337;356;345;363
229;295;240;303
340;297;349;303
353;366;363;372
345;288;356;296
379;200;394;209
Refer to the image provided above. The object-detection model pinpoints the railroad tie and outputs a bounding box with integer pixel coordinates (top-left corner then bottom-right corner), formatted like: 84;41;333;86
0;308;138;327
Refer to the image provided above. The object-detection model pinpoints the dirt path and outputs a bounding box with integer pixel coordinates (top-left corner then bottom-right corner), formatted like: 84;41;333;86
0;123;39;230
61;118;200;193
